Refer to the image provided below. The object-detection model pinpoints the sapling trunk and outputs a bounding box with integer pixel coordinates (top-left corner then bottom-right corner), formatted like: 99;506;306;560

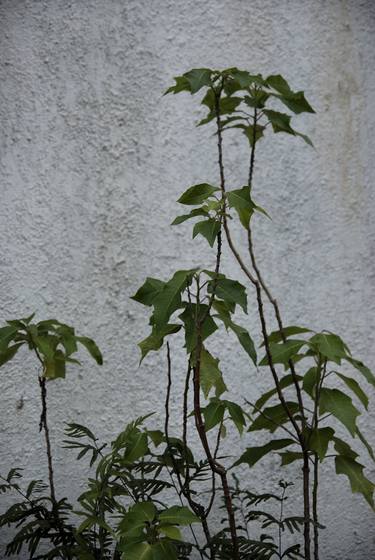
313;453;320;560
39;376;56;504
213;76;312;559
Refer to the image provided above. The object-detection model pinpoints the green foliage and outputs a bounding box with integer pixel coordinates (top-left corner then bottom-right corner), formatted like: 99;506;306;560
227;186;270;229
1;65;373;560
0;314;103;379
165;67;314;148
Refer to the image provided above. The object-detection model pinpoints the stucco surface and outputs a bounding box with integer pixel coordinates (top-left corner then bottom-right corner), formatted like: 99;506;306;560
0;0;374;558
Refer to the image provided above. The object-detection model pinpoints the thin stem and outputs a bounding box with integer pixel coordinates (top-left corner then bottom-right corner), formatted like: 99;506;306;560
247;229;307;431
165;343;213;558
313;453;320;560
193;311;239;560
192;96;239;554
33;346;72;559
38;376;56;503
248;107;258;189
302;452;311;559
182;364;192;484
205;420;223;518
166;468;206;560
278;485;287;558
246;106;307;433
214;86;311;560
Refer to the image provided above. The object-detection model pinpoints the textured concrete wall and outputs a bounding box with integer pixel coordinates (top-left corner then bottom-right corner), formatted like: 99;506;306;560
1;0;374;558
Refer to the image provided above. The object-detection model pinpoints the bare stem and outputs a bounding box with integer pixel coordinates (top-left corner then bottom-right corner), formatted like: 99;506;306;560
313;453;320;560
165;343;213;559
38;376;56;503
213;82;311;560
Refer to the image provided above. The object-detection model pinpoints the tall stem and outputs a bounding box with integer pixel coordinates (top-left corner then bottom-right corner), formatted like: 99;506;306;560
38;373;71;559
192;335;239;560
248;103;312;560
313;454;319;560
165;343;211;559
39;376;56;503
303;453;311;559
213;84;311;559
278;485;286;558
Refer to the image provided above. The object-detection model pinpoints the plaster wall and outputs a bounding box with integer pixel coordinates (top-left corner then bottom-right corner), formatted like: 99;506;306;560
0;1;374;558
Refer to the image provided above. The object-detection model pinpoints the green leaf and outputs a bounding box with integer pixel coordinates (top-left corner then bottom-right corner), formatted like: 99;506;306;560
302;367;319;399
346;357;375;387
233;439;295;468
229;322;257;365
272;91;315;115
266;74;292;95
139;324;181;362
164;75;190;95
201;88;215;111
213;301;256;364
266;77;315;122
203;398;226;431
178;183;219;206
184;68;212;93
120;543;154;560
130;501;157;523
171;207;208;225
0;325;18;351
309;332;349;364
76;516;96;534
44;349;66;379
333;437;358;460
179;304;217;354
0;343;24;367
60;333;78;357
319;388;359;437
198;95;243;126
244;90;270;109
124;432;149;463
147;430;165;447
152;541;178;560
227;186;269;229
335;455;374;509
259;339;306;367
158;525;182;541
335;372;368;409
225;400;247;434
159;506;200;526
227;186;254;229
295;131;314;146
221;115;247;128
193;219;220;247
33;335;58;360
210;277;248;313
279;451;303;466
230;123;265;147
219;96;242;114
200;349;227;398
76;336;103;365
231;69;263;88
152;269;197;326
263;110;295;134
308;427;335;461
255;373;303;409
356;427;375;463
249;402;299;433
264;326;312;346
131;277;165;306
212;298;236;317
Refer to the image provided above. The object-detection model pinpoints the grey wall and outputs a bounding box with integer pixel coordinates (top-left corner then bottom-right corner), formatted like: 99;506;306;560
1;0;374;558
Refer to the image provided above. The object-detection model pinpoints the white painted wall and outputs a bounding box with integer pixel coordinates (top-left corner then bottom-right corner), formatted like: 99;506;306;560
1;1;374;558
